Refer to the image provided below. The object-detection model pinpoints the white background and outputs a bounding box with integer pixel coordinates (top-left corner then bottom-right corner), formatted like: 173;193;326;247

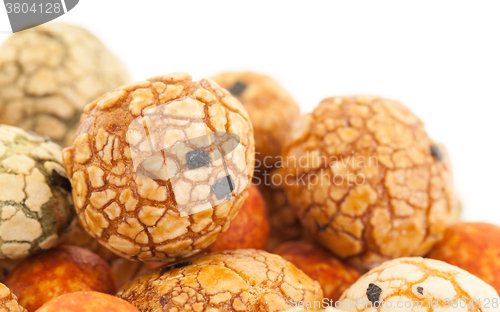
1;1;499;224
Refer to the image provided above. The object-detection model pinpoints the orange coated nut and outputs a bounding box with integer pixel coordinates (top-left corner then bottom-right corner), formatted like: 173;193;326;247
204;184;269;252
118;249;323;312
212;72;300;171
0;23;130;146
282;96;454;271
63;73;255;262
275;240;361;302
3;245;117;312
36;291;140;312
428;222;500;295
339;257;500;312
0;283;26;312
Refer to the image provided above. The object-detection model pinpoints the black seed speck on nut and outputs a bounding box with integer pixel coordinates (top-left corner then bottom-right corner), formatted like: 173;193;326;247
430;145;443;161
50;170;72;193
186;150;211;170
211;175;235;200
316;221;328;231
160;297;165;305
366;283;382;305
228;82;247;96
160;261;193;275
417;286;424;294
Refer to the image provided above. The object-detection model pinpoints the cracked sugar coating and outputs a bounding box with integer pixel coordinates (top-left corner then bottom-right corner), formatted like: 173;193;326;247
0;283;26;312
282;96;454;271
63;73;255;262
212;72;300;171
118;249;323;312
340;257;500;312
0;22;130;146
0;125;75;260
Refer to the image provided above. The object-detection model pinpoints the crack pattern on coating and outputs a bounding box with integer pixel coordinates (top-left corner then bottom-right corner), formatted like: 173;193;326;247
118;249;323;312
282;96;454;271
0;282;26;312
0;23;130;146
340;257;500;312
0;125;75;260
63;73;255;262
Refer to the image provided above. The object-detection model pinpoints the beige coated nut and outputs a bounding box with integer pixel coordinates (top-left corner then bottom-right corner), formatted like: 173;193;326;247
63;73;255;262
0;22;130;146
282;96;454;271
0;125;75;260
340;257;500;312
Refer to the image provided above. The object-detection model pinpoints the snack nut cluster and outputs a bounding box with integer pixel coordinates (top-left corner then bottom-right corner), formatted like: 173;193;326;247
0;21;498;312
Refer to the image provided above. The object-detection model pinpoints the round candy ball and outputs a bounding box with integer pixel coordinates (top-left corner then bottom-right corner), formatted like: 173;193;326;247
36;291;140;312
282;96;454;270
212;72;300;171
63;73;255;262
0;22;130;146
0;282;26;312
118;249;323;312
339;257;500;312
0;125;75;259
428;222;500;294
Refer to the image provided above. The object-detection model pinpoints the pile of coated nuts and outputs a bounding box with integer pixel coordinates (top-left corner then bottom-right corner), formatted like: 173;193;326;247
0;22;498;312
